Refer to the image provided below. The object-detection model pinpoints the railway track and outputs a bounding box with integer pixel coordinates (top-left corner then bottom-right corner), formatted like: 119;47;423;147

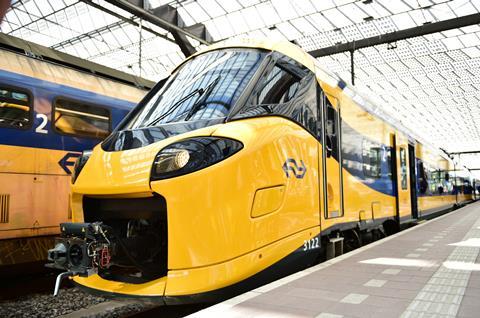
0;260;210;318
0;261;72;301
0;262;209;318
56;300;209;318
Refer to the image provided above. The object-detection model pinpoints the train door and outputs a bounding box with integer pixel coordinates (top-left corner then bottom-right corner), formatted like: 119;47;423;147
321;93;343;219
390;134;399;222
396;140;413;223
408;144;418;219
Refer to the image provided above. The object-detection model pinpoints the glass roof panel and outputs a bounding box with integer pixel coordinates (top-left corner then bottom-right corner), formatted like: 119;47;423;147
290;0;316;16
226;11;249;34
275;21;301;40
197;0;225;18
307;12;335;32
311;0;335;12
341;3;370;23
290;17;317;36
216;0;242;12
241;6;264;30
181;1;210;22
323;8;353;28
271;0;298;21
377;0;412;14
360;1;391;19
255;2;281;26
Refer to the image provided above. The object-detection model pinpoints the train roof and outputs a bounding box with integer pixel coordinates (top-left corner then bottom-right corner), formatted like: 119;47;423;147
0;32;155;90
180;38;451;163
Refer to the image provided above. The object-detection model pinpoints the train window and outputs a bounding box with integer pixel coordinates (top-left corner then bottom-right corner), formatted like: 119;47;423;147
362;140;381;179
0;86;31;129
325;97;338;159
430;169;439;194
418;161;428;194
53;98;110;139
400;147;407;190
254;65;301;105
236;58;318;137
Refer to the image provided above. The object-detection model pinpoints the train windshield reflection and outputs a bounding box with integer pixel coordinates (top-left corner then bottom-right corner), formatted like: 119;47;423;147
127;49;267;129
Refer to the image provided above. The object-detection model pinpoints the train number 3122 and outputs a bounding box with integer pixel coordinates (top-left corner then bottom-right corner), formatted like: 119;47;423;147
303;237;320;251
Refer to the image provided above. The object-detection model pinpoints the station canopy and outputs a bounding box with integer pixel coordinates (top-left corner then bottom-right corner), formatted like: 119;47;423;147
2;0;480;176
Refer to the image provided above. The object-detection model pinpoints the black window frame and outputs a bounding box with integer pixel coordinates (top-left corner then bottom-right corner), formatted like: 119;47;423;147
52;96;112;139
0;83;34;130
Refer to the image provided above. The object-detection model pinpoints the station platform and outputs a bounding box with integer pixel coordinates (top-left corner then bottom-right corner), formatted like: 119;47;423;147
191;202;480;318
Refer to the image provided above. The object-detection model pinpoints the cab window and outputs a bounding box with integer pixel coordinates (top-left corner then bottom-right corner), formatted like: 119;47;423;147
235;55;318;136
254;65;301;105
0;86;31;129
54;98;110;139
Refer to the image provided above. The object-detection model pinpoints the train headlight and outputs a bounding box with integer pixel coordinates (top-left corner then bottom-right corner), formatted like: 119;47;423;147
151;137;243;180
71;150;92;184
154;148;191;173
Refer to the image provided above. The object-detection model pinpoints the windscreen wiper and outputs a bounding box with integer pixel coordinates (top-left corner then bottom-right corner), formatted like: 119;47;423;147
184;76;221;121
142;88;203;127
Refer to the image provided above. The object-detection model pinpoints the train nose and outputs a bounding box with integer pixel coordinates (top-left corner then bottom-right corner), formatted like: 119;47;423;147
71;145;161;195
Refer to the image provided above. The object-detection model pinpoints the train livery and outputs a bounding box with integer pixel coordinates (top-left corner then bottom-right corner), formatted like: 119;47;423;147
47;39;476;303
0;46;149;266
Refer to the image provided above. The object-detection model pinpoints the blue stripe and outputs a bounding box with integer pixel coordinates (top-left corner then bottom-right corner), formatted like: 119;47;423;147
341;120;395;196
0;69;137;152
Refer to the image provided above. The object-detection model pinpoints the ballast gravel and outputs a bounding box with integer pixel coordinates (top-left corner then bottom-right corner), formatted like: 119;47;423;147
0;287;204;318
0;288;107;318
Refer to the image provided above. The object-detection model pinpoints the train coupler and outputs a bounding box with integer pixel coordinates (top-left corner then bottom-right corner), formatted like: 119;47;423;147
46;222;115;287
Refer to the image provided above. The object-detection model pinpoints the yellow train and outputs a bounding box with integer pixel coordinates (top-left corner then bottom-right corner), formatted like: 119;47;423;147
47;39;475;303
0;35;150;268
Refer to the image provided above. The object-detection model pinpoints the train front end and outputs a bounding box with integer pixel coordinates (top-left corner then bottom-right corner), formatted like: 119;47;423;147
47;43;322;303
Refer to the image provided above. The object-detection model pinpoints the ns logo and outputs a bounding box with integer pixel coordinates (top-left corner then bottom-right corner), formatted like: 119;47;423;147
58;152;81;174
282;158;306;179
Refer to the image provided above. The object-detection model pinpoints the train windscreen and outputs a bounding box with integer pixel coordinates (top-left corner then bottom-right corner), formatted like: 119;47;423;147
126;49;267;129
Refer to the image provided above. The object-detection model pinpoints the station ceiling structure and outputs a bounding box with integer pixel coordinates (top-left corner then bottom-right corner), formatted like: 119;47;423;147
2;0;480;175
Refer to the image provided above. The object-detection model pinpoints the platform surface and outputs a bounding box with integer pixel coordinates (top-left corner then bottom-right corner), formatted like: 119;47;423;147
191;202;480;318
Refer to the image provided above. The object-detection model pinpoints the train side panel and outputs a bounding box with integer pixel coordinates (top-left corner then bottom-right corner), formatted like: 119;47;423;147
318;81;397;234
0;52;145;264
414;144;457;217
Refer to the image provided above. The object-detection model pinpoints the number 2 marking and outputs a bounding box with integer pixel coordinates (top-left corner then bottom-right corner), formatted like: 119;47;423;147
303;237;320;251
35;114;48;134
